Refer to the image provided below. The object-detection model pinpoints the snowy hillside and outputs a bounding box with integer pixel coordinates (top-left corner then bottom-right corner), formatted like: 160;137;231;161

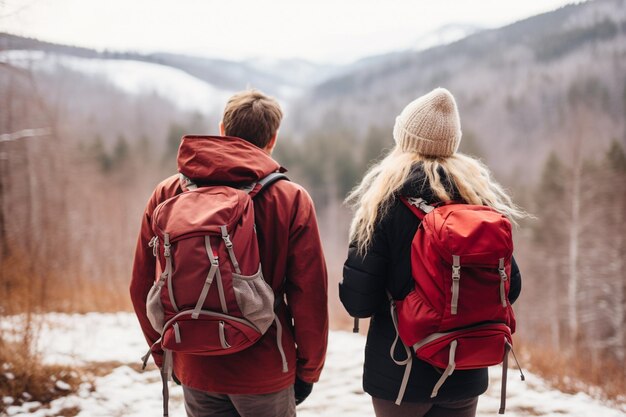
0;50;233;114
2;313;625;417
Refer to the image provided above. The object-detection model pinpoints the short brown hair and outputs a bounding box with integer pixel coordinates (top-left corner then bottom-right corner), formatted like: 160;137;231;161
222;89;283;148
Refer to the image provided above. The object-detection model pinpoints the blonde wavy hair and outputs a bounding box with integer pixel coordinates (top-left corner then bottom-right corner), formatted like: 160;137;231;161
345;146;527;255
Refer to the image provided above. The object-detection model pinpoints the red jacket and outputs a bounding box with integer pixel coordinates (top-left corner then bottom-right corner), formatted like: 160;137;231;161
130;135;328;394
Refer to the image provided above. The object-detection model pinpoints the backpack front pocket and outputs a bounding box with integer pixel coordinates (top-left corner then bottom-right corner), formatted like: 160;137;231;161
413;323;512;369
161;310;261;354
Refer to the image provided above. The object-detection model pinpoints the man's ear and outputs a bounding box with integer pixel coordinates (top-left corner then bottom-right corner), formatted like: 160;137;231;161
264;133;278;155
219;121;225;136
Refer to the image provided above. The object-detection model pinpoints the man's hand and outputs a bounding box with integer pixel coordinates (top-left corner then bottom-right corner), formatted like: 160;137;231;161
294;377;313;405
172;371;181;386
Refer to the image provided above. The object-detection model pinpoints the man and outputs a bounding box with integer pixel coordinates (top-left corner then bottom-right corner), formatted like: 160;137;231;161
130;89;328;417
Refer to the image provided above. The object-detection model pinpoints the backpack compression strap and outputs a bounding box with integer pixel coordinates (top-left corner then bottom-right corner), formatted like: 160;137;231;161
388;292;413;405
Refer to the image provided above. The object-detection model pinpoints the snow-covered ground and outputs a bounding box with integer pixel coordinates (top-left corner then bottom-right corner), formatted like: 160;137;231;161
1;313;625;417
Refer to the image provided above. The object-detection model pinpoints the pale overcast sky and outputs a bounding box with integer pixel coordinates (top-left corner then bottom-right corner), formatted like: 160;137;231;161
1;0;581;63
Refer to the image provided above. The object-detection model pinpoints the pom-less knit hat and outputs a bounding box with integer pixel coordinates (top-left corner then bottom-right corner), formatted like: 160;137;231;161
393;87;462;157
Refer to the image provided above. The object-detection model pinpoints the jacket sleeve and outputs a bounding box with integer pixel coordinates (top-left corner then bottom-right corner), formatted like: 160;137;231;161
339;221;389;318
509;256;522;305
129;188;164;367
284;189;329;384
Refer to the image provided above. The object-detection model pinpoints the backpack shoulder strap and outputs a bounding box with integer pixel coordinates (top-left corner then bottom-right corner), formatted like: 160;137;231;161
179;173;198;191
249;172;289;199
400;196;434;220
178;172;288;195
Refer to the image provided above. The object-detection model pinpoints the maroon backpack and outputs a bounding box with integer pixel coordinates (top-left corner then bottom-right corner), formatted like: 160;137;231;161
141;172;288;417
391;197;524;413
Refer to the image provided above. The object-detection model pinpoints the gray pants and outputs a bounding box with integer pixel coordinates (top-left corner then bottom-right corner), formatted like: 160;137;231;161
372;396;478;417
182;385;296;417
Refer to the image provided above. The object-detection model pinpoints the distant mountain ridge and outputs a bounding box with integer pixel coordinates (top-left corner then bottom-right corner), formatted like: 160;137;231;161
0;32;335;98
287;0;626;177
2;0;625;179
0;20;489;100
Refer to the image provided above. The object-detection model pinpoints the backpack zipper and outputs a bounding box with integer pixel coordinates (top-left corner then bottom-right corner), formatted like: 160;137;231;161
451;255;461;315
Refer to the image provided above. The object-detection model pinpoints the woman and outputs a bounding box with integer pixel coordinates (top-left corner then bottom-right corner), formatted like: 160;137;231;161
340;88;526;417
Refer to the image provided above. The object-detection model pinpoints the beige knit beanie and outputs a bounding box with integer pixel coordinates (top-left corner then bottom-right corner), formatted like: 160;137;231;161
393;87;462;157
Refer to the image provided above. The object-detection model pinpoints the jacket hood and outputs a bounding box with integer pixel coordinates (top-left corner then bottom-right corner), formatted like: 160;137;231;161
177;135;285;184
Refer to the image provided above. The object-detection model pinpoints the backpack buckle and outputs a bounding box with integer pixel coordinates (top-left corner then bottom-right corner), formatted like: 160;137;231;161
451;255;461;281
498;258;507;281
163;233;171;257
452;265;461;280
498;268;508;281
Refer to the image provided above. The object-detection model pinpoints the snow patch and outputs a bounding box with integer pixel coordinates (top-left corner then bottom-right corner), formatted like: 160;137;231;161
0;312;147;365
2;313;625;416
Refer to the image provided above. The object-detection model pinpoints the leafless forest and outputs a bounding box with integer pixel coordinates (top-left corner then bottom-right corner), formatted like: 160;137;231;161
1;0;625;403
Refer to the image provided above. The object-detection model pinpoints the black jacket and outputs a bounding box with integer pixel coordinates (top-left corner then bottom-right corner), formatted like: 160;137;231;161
339;164;521;403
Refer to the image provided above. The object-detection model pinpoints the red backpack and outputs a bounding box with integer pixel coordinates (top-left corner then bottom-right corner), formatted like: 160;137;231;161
141;172;288;417
391;197;524;413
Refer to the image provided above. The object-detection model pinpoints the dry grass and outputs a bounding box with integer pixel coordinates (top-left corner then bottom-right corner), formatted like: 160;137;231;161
53;406;81;417
0;253;129;414
517;338;626;403
0;250;131;315
0;321;82;414
43;280;132;314
0;318;132;414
